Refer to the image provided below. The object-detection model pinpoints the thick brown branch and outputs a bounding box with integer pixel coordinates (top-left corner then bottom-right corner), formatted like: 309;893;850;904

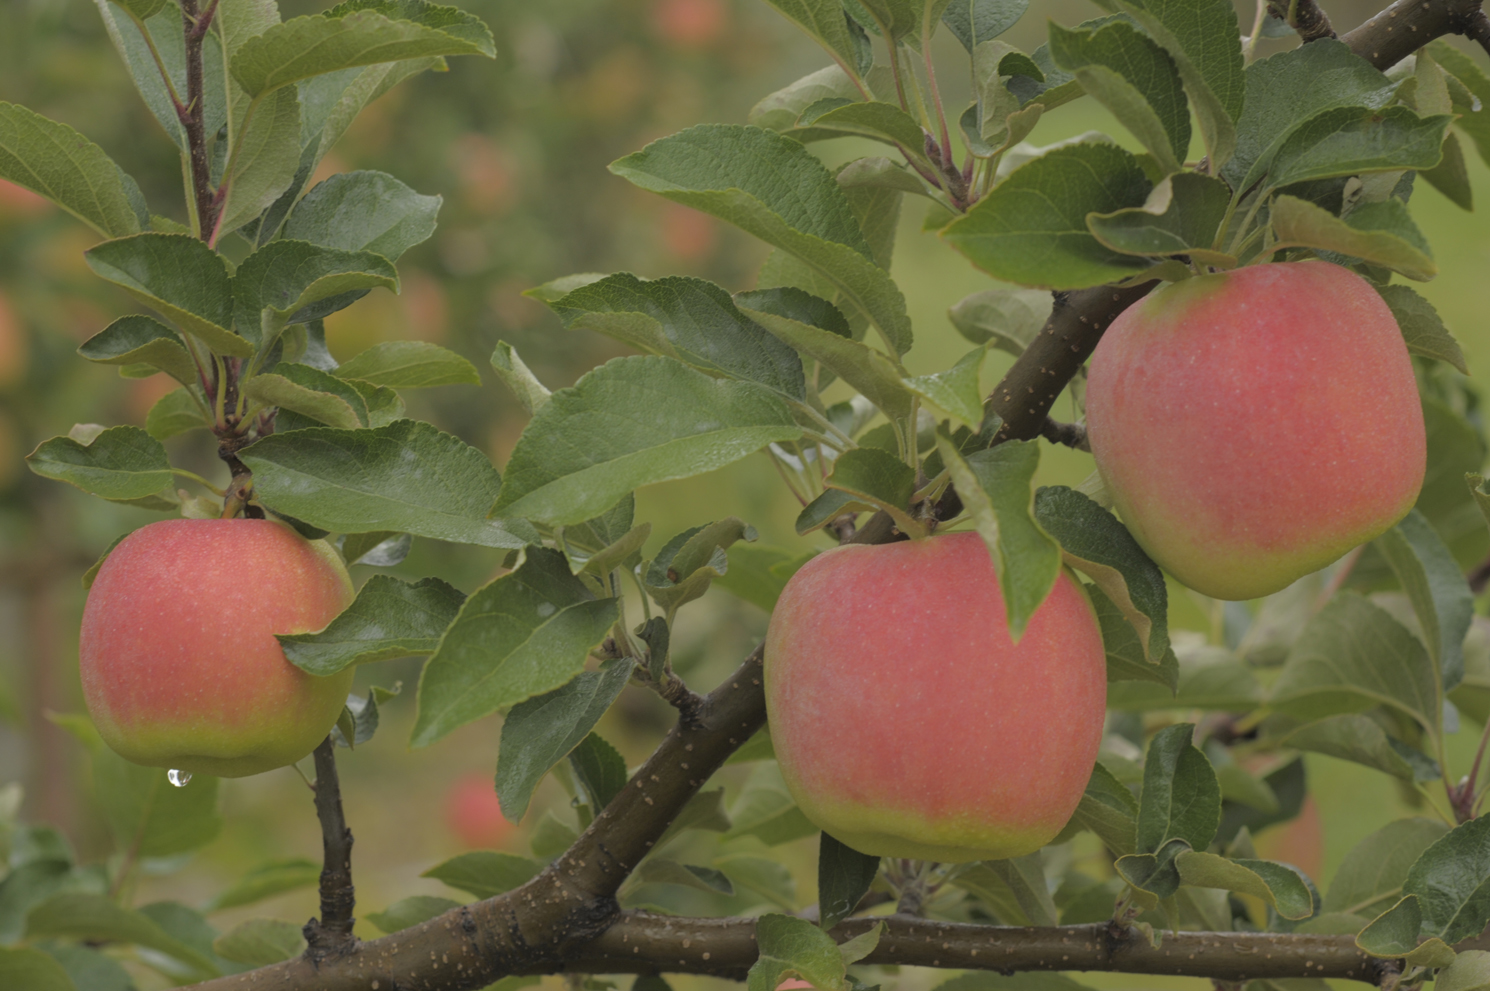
534;914;1390;984
1342;0;1488;72
303;737;357;960
1468;10;1490;57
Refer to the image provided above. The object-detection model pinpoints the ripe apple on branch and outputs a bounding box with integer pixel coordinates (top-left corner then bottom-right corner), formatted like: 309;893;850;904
1;0;1490;989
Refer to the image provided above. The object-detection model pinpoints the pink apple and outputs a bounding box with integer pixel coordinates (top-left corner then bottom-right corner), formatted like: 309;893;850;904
80;519;355;777
764;531;1107;862
1085;261;1425;601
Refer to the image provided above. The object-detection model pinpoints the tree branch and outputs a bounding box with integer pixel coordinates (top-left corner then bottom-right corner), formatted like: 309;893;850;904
527;914;1393;984
1268;0;1336;42
303;737;357;960
180;2;1490;988
1342;0;1488;72
178;0;218;241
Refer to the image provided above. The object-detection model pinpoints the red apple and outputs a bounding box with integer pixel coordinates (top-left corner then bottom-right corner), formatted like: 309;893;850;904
445;772;518;849
1085;261;1424;601
80;519;355;777
764;531;1107;862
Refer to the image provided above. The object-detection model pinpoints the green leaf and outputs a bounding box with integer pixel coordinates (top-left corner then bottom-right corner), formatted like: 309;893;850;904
823;448;921;537
1283;714;1438;783
242;420;540;548
735;287;911;421
643;518;757;615
1357;895;1435;962
218;86;302;236
490;342;552;415
243;374;363;430
1225;38;1394;193
934;433;1061;639
1377;284;1468;375
538;273;805;399
1431;41;1490;169
283;170;440;260
984;853;1059;926
95;750;221;858
330;683;399;748
1269;195;1435;282
26;426;173;503
942;143;1152;290
25;893;218;978
1270;592;1441;740
1134;723;1220;895
1068;760;1139;856
266;362;372;428
496;659;636;822
1375;509;1474;693
569;732;629;813
145;388;211;441
334;341;480;389
421;851;541;900
609;125;911;355
946;288;1052;355
38;944;130;991
78;315;197;385
757;0;870;79
1404;813;1490;944
492;355;802;527
1265;105;1450;194
1106;647;1261;711
1091;584;1178;690
1048;20;1189;174
942;0;1028;52
411;548;618;748
0;101;144;239
657;788;733;847
366;895;461;934
798;101;934;174
232;5;495;98
233;240;398;333
750;65;867;137
818;832;880;931
85;234;247;357
1441;951;1490;991
206;858;321;912
1323;818;1449;918
1421;131;1474;211
747;913;852;991
0;946;77;991
1111;0;1243;169
212;918;305;967
1174;851;1313;920
576;523;651;577
1035;485;1168;663
1087;172;1235;265
725;790;819;846
904;347;986;426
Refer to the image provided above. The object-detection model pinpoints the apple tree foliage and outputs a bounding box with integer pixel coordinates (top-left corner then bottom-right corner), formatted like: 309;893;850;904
3;0;1490;988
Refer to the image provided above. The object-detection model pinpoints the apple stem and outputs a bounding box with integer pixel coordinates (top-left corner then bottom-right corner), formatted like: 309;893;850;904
304;736;358;959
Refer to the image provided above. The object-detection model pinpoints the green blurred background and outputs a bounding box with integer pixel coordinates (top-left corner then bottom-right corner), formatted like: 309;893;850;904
0;0;1487;988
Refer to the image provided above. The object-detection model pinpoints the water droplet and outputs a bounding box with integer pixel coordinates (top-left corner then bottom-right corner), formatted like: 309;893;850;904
536;602;556;618
167;769;192;787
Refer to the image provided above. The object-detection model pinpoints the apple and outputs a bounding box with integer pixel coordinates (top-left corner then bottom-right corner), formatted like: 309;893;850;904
80;519;355;778
1085;261;1424;601
650;0;727;48
445;772;519;849
764;531;1107;862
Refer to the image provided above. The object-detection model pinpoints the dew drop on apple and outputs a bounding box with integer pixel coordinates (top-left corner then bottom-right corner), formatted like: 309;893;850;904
167;769;192;787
